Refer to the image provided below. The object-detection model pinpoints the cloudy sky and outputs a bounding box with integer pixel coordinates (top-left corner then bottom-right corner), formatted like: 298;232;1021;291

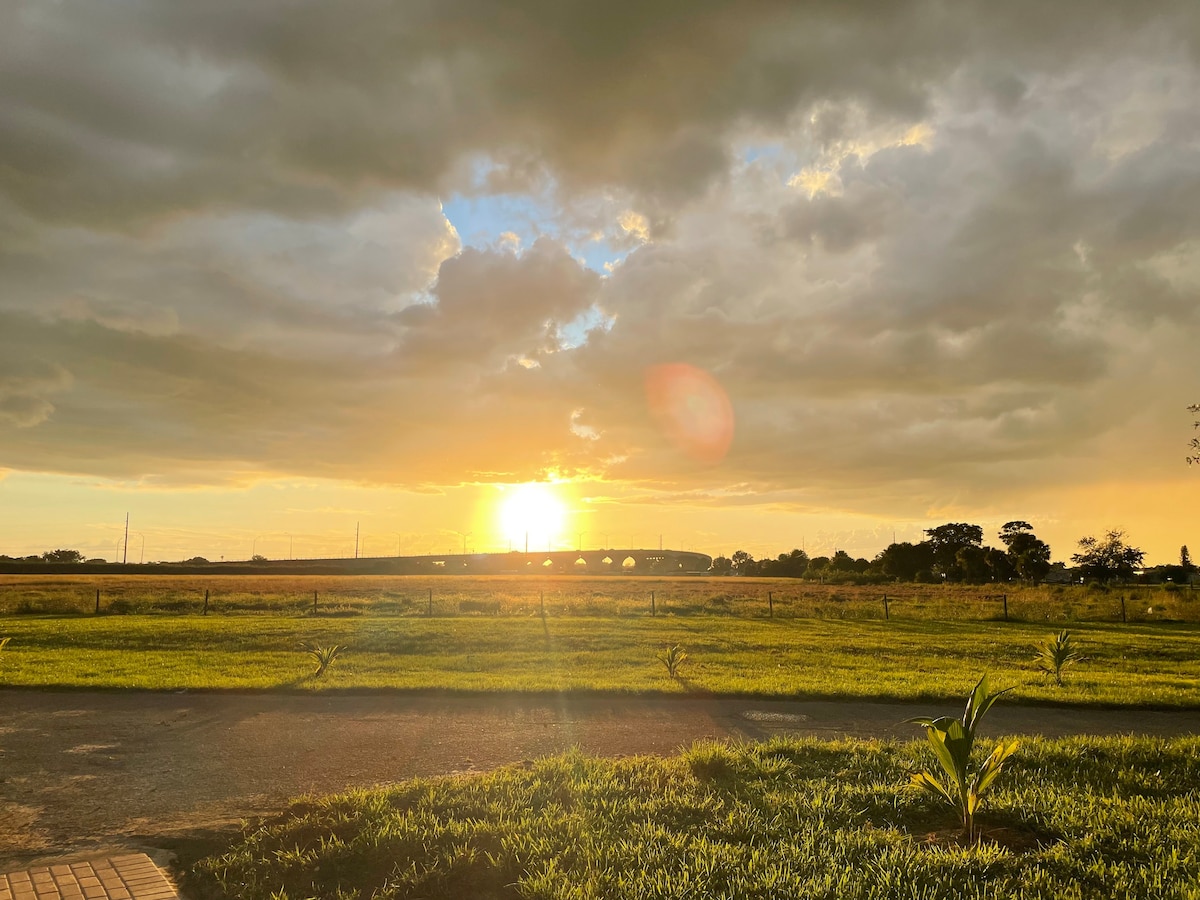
2;0;1198;564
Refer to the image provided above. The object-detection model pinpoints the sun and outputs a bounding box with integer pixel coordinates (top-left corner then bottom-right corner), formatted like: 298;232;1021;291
497;482;567;552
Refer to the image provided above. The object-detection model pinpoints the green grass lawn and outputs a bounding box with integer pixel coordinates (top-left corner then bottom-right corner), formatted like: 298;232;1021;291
3;615;1200;707
186;735;1200;899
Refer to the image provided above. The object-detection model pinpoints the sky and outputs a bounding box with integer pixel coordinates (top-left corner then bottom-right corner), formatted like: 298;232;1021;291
1;1;1199;565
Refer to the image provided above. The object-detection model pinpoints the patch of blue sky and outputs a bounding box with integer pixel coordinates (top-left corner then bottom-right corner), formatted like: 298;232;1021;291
441;192;633;276
441;192;547;252
559;305;615;349
739;142;790;166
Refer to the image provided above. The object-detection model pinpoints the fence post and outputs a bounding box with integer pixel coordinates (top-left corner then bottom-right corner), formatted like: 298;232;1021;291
1121;596;1127;624
1002;594;1008;621
651;591;656;617
540;590;545;616
95;588;100;615
313;590;318;613
428;588;433;617
768;591;774;617
203;589;209;616
883;594;889;621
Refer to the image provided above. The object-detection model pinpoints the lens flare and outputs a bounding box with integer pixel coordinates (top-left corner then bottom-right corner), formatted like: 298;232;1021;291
644;363;734;464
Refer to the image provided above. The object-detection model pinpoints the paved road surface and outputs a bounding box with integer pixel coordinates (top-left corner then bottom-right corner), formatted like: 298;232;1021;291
3;690;1199;868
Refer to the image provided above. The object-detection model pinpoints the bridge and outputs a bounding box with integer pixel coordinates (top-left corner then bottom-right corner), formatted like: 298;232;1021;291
395;548;713;575
237;548;714;576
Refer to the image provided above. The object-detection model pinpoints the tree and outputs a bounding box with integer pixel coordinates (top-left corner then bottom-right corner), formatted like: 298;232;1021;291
828;550;855;572
1183;546;1194;573
874;542;935;581
806;556;830;579
955;545;991;583
985;546;1015;582
730;550;757;575
710;555;732;575
923;523;984;580
759;549;808;578
1071;531;1145;583
998;521;1033;544
41;549;84;564
998;521;1052;583
1189;404;1199;465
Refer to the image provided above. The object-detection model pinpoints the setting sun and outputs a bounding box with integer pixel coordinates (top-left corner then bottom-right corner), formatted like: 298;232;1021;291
496;482;568;552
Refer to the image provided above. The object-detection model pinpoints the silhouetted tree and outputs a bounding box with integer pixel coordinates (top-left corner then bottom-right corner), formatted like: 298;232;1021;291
924;523;984;581
873;542;934;581
710;555;732;575
759;549;809;578
1189;404;1199;465
828;550;856;573
985;547;1015;582
41;549;84;563
1071;531;1145;583
955;545;991;583
730;550;756;575
998;521;1052;583
806;556;830;579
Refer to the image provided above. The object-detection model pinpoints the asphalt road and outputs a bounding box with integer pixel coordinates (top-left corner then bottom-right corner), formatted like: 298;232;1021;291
4;690;1200;869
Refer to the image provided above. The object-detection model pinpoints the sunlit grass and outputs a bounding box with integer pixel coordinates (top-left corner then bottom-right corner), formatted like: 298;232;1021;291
3;615;1200;706
187;735;1200;900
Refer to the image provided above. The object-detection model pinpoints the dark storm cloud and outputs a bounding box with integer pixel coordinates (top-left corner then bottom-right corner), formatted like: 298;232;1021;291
1;0;1199;509
3;0;1197;227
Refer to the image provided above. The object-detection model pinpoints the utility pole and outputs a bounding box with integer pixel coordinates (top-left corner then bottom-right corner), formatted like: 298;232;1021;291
454;530;472;555
122;513;129;564
355;521;360;559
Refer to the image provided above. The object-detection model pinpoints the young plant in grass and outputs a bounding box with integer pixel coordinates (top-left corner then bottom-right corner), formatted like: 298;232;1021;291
907;674;1020;842
1034;630;1086;686
300;642;345;677
657;644;688;678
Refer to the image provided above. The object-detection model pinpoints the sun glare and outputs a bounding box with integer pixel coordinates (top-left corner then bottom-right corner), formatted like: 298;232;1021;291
497;482;568;552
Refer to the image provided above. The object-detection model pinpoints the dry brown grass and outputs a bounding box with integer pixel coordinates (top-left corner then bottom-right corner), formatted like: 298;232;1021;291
0;573;1195;622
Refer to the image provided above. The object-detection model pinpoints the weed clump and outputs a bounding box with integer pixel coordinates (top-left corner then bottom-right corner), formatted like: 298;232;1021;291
301;642;345;677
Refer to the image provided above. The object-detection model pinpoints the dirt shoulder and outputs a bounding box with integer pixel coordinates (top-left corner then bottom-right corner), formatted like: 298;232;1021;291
4;690;1200;870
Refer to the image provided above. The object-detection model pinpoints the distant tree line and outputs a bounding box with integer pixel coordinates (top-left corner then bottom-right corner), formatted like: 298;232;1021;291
712;524;1192;586
0;549;90;564
712;521;1053;584
6;532;1195;587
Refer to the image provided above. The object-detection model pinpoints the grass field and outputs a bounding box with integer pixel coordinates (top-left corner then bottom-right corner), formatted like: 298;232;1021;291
186;735;1200;899
3;614;1200;706
1;573;1197;622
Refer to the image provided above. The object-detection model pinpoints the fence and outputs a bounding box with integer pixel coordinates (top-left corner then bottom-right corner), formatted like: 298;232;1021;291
0;575;1196;624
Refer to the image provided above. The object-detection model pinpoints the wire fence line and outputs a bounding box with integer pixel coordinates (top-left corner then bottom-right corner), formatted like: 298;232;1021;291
0;576;1196;624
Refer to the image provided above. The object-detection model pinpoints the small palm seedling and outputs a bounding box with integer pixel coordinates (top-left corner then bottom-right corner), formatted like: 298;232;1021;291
907;675;1020;842
1034;630;1086;687
657;644;688;678
301;642;345;678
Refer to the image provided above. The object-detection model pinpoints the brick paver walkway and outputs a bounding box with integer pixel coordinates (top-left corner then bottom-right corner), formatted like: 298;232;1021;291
0;854;178;900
